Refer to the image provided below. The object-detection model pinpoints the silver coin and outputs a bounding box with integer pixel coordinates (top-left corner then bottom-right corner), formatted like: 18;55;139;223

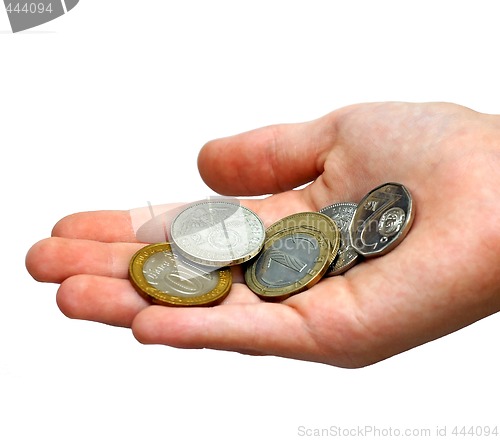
350;182;415;257
319;202;360;275
170;200;266;267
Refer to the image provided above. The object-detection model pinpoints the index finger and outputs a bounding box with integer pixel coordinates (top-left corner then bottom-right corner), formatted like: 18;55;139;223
52;203;184;243
49;197;295;245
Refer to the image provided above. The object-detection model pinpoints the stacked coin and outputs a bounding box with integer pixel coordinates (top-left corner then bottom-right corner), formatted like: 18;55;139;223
244;212;341;301
319;182;415;275
129;183;415;306
129;200;266;307
319;202;360;276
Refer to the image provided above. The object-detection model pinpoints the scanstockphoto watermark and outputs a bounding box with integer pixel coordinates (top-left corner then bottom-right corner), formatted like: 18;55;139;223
297;424;500;438
3;0;78;32
298;425;433;438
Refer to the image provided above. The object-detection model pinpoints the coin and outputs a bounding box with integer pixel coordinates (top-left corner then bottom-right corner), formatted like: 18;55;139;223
170;200;266;267
350;182;415;257
319;202;360;275
245;212;340;301
129;242;232;307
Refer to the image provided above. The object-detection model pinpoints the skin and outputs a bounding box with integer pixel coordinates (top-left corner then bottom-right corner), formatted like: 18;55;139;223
25;102;500;368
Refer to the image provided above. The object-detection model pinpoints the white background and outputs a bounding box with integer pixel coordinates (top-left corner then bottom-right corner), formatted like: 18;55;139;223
1;1;499;439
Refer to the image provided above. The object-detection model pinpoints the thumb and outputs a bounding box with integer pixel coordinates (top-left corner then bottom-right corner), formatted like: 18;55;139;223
197;117;334;196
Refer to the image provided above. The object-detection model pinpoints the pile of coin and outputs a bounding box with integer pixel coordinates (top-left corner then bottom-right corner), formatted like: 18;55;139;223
129;201;266;306
129;182;414;306
244;212;340;301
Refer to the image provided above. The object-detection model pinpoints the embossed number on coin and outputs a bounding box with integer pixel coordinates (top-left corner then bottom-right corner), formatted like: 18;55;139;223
129;243;232;307
245;212;339;301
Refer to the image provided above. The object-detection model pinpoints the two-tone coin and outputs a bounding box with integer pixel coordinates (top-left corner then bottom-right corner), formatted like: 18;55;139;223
170;200;266;267
130;183;415;306
245;212;340;301
350;182;414;257
319;202;360;275
129;243;232;307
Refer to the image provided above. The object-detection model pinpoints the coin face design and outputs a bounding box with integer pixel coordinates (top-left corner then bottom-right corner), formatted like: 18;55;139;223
245;212;340;301
378;207;406;237
129;243;232;306
142;252;219;296
170;201;265;267
319;202;360;275
255;233;321;287
350;183;414;257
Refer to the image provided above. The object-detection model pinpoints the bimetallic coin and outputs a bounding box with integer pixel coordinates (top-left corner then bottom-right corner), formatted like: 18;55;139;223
320;202;360;275
350;183;415;257
264;212;341;248
170;201;265;267
245;212;340;301
129;243;232;307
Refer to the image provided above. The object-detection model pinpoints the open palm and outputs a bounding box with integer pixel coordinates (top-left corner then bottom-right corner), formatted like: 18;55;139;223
26;102;500;368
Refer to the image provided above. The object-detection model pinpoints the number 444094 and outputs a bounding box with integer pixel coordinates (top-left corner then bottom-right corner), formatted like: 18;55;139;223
5;3;53;13
452;426;499;436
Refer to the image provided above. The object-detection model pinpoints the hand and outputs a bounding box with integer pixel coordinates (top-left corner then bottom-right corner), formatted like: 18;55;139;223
25;102;500;368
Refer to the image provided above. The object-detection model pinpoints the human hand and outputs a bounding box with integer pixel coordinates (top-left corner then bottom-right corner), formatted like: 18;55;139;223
26;102;500;367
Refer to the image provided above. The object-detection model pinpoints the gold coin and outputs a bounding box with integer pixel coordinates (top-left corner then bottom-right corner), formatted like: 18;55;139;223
129;243;232;307
245;212;340;301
